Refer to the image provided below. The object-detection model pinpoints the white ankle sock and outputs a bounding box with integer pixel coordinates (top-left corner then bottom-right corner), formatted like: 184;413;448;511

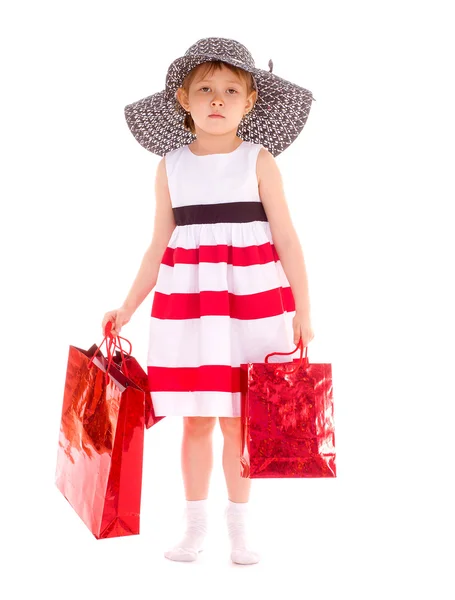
225;499;260;565
164;499;208;562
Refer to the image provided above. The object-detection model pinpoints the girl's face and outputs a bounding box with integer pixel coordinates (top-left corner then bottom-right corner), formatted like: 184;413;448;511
178;64;256;135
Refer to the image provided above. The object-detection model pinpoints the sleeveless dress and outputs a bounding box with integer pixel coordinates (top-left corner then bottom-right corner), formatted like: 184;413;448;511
147;140;297;417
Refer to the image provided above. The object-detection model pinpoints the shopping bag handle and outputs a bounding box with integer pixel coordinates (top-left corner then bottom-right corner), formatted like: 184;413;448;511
264;337;308;375
103;321;132;366
87;321;132;384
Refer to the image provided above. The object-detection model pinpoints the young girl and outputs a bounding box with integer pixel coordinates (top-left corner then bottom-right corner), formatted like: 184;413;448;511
102;37;315;565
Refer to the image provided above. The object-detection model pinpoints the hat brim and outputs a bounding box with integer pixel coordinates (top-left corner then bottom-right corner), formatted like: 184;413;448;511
124;90;195;157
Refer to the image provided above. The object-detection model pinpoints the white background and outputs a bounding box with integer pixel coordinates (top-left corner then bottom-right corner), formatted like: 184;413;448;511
2;0;454;598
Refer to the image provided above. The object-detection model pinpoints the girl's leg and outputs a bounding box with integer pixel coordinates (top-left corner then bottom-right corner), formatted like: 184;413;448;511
218;416;250;502
219;416;260;565
182;416;217;500
164;416;216;562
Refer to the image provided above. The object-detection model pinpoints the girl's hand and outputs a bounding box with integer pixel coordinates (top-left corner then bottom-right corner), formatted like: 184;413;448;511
101;306;134;337
293;311;315;347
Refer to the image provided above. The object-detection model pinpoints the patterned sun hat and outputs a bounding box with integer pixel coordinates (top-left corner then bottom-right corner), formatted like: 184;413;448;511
124;37;315;157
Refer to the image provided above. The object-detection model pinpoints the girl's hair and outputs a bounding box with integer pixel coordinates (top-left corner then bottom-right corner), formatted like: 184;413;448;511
176;61;257;134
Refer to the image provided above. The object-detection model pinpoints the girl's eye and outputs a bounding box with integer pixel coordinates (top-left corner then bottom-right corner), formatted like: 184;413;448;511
199;87;238;94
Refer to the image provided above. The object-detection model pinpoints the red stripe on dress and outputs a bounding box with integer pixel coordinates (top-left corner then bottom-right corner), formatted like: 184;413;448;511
151;286;295;319
147;365;242;392
161;242;279;266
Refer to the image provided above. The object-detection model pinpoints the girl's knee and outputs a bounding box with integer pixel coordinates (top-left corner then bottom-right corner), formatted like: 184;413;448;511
184;416;217;434
218;416;241;436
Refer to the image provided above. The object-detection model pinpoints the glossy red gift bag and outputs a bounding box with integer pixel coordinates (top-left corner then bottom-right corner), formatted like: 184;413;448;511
55;323;159;539
240;340;336;479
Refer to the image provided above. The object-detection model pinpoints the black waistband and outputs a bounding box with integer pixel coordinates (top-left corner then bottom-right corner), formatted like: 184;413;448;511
173;201;268;225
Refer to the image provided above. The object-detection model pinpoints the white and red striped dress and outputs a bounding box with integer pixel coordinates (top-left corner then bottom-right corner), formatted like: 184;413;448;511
147;140;297;417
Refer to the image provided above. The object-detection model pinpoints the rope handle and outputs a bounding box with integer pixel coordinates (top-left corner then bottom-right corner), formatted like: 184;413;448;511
264;337;309;376
87;320;133;385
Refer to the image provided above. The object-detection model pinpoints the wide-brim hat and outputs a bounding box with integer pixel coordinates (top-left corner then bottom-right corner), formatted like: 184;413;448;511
124;37;315;157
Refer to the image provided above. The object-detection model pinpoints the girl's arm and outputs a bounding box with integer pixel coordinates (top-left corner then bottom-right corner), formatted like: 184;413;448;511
257;148;311;317
121;158;176;313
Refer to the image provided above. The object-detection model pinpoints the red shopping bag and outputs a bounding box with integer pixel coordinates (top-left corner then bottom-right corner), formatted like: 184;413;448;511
240;339;336;479
55;324;153;539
